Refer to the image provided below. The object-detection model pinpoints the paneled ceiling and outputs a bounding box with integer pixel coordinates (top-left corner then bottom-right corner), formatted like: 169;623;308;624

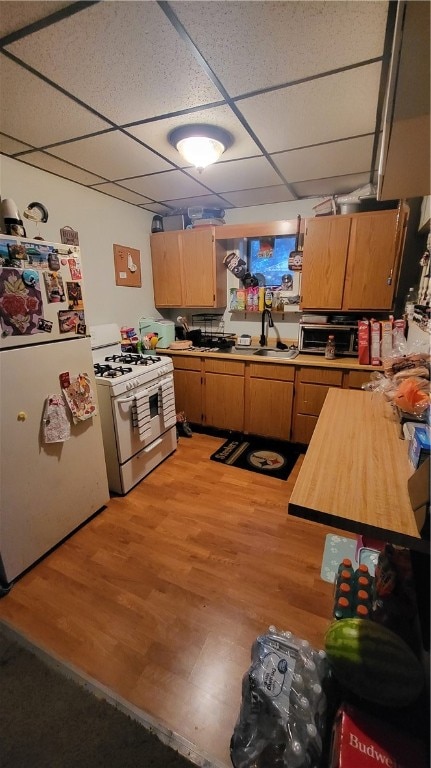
0;1;394;215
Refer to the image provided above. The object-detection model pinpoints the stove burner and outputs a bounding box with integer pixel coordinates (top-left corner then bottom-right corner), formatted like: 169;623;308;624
94;363;134;378
104;353;161;366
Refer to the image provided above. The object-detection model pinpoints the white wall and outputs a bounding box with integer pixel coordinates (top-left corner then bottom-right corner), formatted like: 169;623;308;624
1;156;323;343
1;156;157;330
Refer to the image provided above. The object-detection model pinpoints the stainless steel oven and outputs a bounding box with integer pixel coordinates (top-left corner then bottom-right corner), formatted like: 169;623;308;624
299;323;358;356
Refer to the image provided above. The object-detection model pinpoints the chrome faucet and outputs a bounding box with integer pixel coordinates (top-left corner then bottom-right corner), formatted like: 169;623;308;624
260;309;274;347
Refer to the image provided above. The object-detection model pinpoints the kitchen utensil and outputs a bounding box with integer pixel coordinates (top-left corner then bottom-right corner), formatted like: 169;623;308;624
177;315;190;333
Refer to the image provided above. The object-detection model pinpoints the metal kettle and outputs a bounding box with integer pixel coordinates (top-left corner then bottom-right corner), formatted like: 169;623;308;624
151;215;163;233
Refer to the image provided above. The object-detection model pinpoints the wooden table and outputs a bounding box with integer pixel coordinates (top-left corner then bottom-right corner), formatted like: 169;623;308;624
288;388;429;553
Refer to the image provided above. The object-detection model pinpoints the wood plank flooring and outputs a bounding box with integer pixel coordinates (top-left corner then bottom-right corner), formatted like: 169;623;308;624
0;432;347;766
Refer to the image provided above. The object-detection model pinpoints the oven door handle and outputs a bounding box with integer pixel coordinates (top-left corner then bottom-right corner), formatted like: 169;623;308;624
116;397;136;405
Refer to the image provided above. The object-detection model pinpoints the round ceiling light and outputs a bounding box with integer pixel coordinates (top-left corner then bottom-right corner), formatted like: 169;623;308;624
168;124;233;171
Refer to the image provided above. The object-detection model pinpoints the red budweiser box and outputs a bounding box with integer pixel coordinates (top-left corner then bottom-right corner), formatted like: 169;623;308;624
330;704;428;768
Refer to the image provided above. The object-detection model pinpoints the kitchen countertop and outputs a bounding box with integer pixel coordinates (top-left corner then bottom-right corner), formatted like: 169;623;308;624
157;346;382;372
288;389;428;552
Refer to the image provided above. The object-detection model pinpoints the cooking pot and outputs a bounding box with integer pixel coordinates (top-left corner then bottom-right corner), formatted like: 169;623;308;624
339;202;360;215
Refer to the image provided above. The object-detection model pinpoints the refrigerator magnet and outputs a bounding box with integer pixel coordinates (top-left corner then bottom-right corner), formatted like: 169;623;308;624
37;318;53;333
58;309;85;334
66;282;83;310
43;271;66;303
68;256;82;280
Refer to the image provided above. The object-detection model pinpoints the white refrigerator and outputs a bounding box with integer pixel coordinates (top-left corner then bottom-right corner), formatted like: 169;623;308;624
0;235;109;591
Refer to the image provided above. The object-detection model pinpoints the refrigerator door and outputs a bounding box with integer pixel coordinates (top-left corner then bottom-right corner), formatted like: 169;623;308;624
0;235;86;349
0;337;109;584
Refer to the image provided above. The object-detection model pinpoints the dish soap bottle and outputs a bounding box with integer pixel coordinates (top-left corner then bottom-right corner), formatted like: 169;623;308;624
325;334;335;359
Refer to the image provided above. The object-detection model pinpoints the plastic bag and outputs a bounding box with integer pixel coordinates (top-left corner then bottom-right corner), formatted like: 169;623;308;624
230;627;327;768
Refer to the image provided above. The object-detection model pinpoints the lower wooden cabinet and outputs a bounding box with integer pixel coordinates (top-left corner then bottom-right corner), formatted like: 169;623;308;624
292;367;343;444
245;363;294;440
172;357;203;425
171;354;373;442
204;359;245;431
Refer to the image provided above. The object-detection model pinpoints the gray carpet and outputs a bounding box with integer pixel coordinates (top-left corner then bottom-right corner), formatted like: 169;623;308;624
0;627;201;768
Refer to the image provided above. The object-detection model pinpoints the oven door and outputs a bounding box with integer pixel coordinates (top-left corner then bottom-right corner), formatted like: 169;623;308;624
112;374;176;463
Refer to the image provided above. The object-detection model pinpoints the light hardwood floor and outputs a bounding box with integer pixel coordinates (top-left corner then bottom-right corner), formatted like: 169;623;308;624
0;432;346;766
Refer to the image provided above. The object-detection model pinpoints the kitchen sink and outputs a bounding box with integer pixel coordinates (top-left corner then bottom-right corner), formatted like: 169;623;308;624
253;348;299;359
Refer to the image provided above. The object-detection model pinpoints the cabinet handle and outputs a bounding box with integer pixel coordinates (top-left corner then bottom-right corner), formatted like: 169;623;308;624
387;268;393;286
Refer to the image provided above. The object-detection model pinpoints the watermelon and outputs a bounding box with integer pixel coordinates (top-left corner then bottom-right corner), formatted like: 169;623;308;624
324;618;425;708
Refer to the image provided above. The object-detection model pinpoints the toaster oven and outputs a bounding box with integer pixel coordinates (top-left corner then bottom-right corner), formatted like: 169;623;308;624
299;323;358;356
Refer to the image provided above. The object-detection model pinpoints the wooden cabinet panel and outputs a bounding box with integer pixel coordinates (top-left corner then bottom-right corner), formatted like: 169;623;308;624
246;378;293;440
204;373;244;431
296;383;331;416
345;370;373;390
343;210;401;310
173;369;202;424
248;363;295;382
301;216;351;309
205;359;244;376
172;356;202;372
180;229;217;307
301;207;408;312
151;228;226;308
292;413;318;444
150;232;183;307
296;367;343;386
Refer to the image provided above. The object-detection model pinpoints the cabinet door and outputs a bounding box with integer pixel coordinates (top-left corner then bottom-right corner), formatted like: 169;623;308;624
301;216;351;309
246;378;294;440
204;373;244;431
343;210;401;310
173;368;202;424
151;233;183;307
180;229;217;307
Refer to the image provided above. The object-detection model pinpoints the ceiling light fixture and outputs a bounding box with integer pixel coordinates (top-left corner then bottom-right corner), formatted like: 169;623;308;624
168;124;233;172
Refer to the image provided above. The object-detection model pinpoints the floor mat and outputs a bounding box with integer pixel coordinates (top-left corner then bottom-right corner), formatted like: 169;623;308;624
210;434;303;481
320;533;358;584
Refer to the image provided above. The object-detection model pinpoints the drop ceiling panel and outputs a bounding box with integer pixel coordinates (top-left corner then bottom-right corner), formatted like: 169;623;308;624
172;1;388;97
273;135;374;183
50;131;172;181
120;171;212;201
222;186;295;207
126;105;261;165
0;2;400;210
0;54;110;146
0;133;33;155
186;156;281;193
14;151;106;186
0;1;72;39
237;63;382;153
89;183;153;206
4;2;223;125
291;172;372;198
161;194;232;210
139;203;177;215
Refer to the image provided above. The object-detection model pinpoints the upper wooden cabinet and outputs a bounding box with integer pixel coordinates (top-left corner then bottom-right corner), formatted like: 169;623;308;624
150;228;227;308
301;207;408;311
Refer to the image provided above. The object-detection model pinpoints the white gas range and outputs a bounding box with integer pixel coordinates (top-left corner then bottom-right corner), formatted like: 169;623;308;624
90;324;177;495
